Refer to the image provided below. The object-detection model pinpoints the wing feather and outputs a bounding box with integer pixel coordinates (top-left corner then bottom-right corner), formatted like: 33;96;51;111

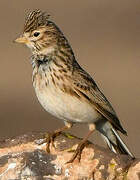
72;64;127;134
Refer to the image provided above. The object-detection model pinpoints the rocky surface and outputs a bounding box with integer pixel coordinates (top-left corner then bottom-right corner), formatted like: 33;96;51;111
0;132;139;180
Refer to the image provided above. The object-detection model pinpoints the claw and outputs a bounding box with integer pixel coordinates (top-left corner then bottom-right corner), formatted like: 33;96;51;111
66;141;89;164
45;131;61;153
44;124;73;153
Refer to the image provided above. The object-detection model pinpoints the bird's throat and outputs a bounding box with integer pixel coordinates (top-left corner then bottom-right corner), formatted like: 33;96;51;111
30;54;51;69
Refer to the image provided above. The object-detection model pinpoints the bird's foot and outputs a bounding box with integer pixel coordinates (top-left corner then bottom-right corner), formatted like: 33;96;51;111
66;140;89;163
45;131;61;153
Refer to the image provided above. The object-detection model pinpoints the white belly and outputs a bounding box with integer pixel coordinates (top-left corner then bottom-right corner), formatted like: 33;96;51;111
34;81;100;123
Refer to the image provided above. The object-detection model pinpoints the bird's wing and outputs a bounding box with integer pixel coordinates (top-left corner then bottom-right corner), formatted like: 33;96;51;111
71;65;126;134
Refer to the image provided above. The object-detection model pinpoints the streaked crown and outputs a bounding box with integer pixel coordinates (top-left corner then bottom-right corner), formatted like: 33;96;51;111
24;10;50;32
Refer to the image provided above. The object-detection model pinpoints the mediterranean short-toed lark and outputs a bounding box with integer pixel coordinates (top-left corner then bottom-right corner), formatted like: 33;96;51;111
15;10;134;162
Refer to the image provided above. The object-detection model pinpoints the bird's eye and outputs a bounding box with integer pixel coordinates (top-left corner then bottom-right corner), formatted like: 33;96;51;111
33;32;40;37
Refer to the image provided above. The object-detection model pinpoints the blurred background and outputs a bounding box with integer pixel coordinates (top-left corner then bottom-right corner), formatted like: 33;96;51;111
0;0;140;156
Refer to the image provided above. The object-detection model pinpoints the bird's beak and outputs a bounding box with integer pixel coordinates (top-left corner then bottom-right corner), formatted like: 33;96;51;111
14;36;29;44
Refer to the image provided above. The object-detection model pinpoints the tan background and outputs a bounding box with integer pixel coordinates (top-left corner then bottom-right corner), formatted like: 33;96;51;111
0;0;140;157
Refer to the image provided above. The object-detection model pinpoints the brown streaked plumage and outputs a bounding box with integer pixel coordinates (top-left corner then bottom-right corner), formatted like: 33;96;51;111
24;10;50;32
15;10;134;162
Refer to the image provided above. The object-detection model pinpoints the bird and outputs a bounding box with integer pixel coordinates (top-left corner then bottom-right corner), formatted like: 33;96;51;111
15;9;134;163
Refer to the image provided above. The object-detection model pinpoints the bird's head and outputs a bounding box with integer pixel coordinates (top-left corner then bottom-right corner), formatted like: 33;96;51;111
15;10;64;55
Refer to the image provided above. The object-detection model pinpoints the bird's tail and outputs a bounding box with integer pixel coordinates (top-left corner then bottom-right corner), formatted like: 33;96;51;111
95;119;135;159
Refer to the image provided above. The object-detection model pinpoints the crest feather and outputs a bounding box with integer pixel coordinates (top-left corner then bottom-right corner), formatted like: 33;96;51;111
24;9;50;32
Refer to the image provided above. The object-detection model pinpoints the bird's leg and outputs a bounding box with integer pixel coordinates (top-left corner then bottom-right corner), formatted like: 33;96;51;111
46;122;73;153
67;123;95;163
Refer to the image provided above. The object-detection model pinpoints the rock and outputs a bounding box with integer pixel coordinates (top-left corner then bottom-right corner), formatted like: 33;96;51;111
0;132;139;180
